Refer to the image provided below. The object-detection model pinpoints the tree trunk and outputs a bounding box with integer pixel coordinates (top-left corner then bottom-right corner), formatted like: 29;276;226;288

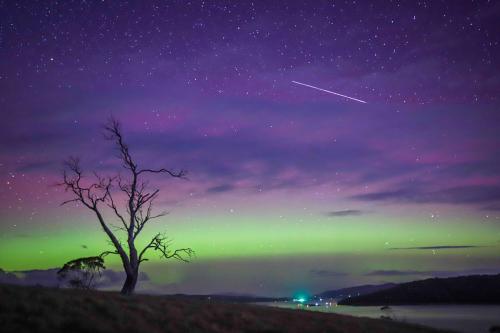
120;256;139;295
120;269;138;295
120;237;139;295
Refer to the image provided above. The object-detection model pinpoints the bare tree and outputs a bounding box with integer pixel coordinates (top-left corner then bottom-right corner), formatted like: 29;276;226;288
60;118;194;295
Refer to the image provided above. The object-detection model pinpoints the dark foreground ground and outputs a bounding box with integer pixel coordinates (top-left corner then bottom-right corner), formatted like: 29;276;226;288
0;284;453;333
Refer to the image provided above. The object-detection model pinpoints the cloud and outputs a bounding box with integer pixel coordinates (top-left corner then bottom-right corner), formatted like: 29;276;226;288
388;245;484;250
0;268;149;289
440;157;500;179
206;184;235;194
365;270;428;276
325;209;364;217
352;185;500;206
352;189;410;202
130;128;377;192
309;269;349;278
0;269;21;284
5;268;61;287
365;268;500;277
481;204;500;211
17;160;57;173
95;270;150;289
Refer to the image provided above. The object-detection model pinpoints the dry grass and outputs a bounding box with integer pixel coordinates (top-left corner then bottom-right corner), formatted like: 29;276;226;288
0;283;453;333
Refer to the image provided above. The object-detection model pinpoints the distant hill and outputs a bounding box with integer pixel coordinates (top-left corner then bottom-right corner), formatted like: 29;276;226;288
171;293;288;303
0;283;448;333
339;274;500;305
317;283;396;300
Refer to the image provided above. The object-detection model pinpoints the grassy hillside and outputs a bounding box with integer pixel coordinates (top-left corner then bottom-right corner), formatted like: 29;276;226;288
340;274;500;306
0;283;453;333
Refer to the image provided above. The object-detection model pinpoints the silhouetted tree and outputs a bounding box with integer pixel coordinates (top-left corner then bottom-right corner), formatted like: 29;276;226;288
57;256;105;289
60;118;194;294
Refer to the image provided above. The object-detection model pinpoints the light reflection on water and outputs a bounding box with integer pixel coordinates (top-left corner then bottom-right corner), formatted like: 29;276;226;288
259;302;500;333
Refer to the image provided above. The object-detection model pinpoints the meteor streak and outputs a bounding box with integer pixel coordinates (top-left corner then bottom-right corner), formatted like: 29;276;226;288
292;80;367;104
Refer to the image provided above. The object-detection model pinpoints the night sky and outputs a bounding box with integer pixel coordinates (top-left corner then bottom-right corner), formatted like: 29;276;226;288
1;1;499;296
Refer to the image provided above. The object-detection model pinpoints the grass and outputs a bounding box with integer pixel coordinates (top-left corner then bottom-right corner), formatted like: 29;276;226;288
0;283;454;333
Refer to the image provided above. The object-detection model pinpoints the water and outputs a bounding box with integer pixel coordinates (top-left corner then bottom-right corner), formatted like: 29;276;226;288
260;302;500;333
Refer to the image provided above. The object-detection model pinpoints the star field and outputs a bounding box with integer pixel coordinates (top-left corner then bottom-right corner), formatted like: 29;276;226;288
0;0;499;295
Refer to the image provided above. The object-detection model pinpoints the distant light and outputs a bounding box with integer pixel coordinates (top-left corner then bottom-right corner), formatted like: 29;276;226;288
292;292;309;304
292;297;306;303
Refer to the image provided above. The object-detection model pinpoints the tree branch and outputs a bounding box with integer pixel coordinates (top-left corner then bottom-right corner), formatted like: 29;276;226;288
138;168;188;179
99;250;119;258
139;233;194;263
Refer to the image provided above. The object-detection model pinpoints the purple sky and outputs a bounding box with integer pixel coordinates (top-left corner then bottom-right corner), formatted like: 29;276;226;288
1;1;499;295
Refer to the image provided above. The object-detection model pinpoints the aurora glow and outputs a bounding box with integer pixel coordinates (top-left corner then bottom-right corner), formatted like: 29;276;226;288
1;1;499;296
